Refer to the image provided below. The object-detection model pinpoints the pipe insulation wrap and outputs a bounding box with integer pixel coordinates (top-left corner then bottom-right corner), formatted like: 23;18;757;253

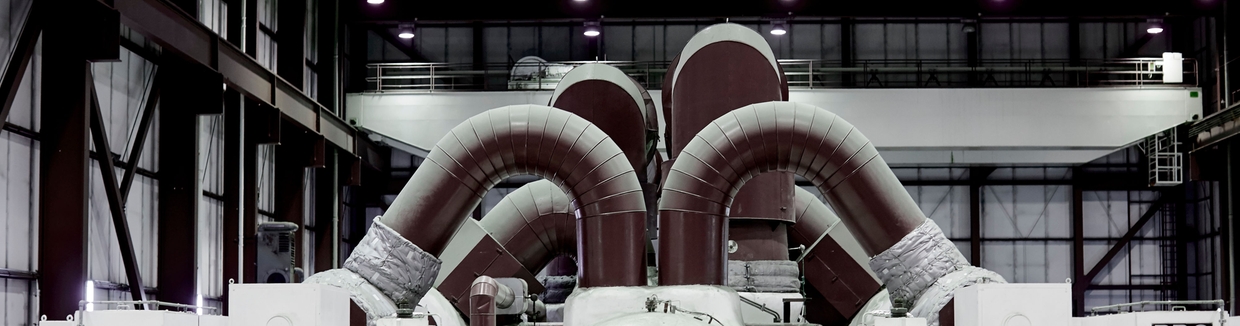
382;105;648;287
725;260;800;293
304;219;440;324
868;220;1005;309
658;101;924;285
302;269;396;326
909;267;1005;326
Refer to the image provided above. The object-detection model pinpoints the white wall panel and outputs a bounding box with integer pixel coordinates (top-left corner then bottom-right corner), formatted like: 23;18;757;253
349;87;1199;165
0;132;35;271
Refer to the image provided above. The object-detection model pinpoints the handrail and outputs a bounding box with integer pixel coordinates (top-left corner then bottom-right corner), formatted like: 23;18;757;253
1088;299;1225;314
364;57;1198;93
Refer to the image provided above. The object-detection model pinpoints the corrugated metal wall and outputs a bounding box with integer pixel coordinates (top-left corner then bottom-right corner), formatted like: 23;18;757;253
390;20;1175;64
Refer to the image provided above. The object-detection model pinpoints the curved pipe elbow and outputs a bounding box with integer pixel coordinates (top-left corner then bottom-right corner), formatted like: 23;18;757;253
469;276;514;326
382;105;647;287
658;101;926;285
480;180;577;271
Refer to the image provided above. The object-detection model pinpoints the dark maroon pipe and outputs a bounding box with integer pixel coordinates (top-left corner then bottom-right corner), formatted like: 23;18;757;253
789;187;881;322
659;101;925;285
383;105;647;287
661;24;794;283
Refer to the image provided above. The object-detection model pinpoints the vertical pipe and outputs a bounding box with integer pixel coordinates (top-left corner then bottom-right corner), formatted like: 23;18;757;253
38;22;91;319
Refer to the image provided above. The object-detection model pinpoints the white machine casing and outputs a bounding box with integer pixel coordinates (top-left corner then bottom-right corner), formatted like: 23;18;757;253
229;283;350;326
873;317;928;326
953;283;1071;326
1074;311;1227;326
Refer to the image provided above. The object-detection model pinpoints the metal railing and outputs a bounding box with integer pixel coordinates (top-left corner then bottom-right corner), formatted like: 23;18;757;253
364;58;1197;93
1088;299;1225;314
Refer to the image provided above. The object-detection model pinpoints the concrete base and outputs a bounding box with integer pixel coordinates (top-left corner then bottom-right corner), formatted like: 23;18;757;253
564;285;745;326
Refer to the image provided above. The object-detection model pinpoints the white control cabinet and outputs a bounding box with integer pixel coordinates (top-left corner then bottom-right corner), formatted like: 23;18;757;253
954;283;1071;326
229;283;350;326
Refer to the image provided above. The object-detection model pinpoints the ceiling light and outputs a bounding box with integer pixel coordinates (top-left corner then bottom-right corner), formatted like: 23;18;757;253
367;0;383;4
770;21;788;36
584;21;600;37
1146;19;1164;34
398;31;414;39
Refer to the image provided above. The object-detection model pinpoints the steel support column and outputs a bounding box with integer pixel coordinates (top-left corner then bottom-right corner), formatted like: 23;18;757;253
313;150;340;272
158;64;204;306
222;89;245;314
969;167;995;266
37;18;92;320
1072;185;1085;316
274;124;325;281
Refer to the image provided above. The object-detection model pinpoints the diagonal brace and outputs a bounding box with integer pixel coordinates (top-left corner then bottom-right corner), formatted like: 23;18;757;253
88;70;149;309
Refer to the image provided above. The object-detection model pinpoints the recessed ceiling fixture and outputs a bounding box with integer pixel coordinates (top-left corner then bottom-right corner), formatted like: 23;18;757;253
584;21;601;37
397;24;415;39
770;20;788;35
1146;19;1164;34
367;0;383;4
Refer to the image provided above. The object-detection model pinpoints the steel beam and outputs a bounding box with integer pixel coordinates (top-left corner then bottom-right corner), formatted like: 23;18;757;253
112;0;357;153
0;3;40;125
88;72;149;308
38;28;91;320
1074;193;1173;295
157;62;201;306
242;99;263;284
118;69;163;199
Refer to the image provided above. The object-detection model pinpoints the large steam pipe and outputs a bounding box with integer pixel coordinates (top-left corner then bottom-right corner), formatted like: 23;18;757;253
384;104;647;288
789;187;881;323
478;180;576;273
659;102;1002;324
659;100;921;284
469;276;515;326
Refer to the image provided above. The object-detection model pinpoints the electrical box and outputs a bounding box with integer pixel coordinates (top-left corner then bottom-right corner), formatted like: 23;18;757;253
257;222;299;283
954;283;1071;326
229;283;350;326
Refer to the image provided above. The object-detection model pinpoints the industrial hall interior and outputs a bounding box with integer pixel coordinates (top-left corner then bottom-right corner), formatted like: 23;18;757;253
5;0;1240;325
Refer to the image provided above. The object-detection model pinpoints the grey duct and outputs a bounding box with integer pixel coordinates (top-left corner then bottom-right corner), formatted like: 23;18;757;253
658;101;1004;324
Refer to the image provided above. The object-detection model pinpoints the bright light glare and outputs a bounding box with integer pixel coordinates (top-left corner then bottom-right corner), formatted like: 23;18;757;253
770;28;787;35
85;281;95;311
398;32;415;39
366;0;383;4
196;295;204;315
584;30;600;37
1147;27;1164;34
